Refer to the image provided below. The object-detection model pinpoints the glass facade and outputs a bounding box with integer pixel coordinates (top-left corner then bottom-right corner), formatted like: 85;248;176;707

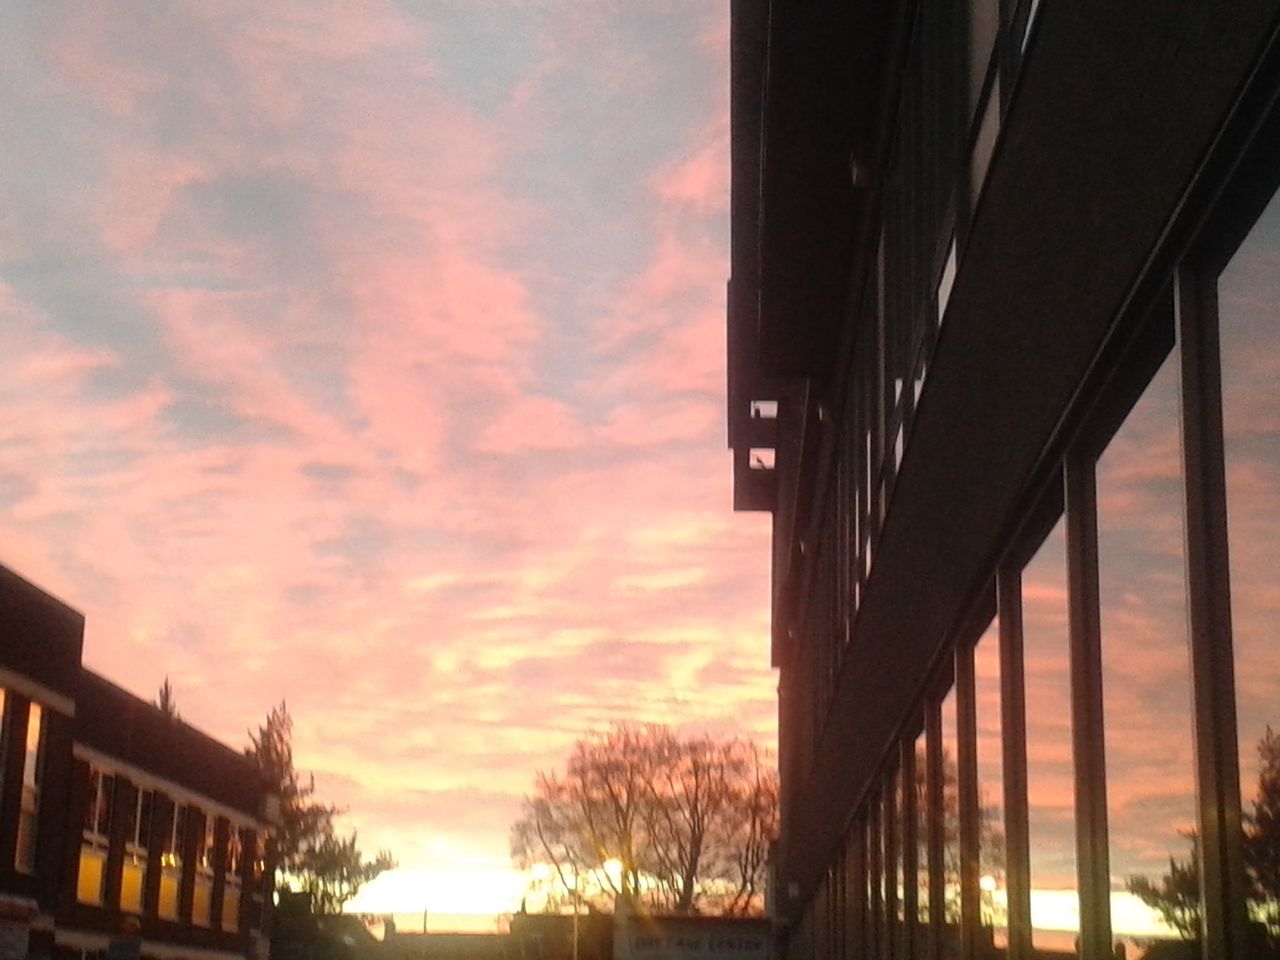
1219;186;1280;949
734;1;1280;958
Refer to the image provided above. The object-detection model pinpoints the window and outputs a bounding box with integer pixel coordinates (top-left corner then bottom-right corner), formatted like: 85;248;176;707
1096;345;1197;952
78;768;115;904
913;730;929;928
159;803;186;921
1022;518;1079;955
939;684;962;955
973;619;1007;948
16;702;44;874
121;788;153;914
192;812;214;926
252;831;266;884
222;826;243;932
1217;185;1280;946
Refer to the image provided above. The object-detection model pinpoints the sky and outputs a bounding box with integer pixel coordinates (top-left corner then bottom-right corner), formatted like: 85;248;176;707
4;2;1276;948
0;0;777;926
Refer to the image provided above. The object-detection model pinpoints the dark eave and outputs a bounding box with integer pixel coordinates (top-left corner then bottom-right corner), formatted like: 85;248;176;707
757;1;890;380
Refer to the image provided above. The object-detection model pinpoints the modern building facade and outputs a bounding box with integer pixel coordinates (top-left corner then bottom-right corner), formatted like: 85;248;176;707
727;2;1280;959
0;565;275;960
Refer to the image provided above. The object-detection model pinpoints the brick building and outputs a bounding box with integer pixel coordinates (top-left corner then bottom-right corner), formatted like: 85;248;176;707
0;565;276;960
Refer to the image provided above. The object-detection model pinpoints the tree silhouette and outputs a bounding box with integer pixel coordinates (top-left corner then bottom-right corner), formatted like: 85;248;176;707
511;724;778;916
1247;726;1280;938
296;832;396;916
246;701;394;913
1127;726;1280;949
905;748;1005;925
155;676;180;720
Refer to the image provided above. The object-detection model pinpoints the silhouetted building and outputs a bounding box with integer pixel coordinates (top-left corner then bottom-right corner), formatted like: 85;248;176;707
0;564;276;960
508;912;611;960
382;930;513;960
728;2;1280;959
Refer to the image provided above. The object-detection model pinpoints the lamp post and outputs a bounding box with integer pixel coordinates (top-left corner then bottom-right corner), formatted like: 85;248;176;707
571;864;579;960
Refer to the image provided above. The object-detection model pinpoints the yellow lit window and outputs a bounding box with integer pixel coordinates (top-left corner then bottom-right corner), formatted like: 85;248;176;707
78;768;114;904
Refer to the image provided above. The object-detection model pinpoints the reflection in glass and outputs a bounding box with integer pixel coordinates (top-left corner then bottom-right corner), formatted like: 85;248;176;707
916;731;929;928
1220;187;1280;948
1097;350;1198;951
869;798;884;956
973;621;1008;949
1023;519;1079;954
885;768;906;957
941;685;961;958
16;702;43;873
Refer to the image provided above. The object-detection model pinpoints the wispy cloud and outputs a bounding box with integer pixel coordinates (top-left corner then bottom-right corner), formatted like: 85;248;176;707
0;1;771;911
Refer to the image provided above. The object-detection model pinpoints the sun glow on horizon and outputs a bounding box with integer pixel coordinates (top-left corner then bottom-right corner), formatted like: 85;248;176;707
344;865;531;921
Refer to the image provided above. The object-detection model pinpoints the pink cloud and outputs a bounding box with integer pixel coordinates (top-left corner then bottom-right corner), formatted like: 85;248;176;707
0;0;776;917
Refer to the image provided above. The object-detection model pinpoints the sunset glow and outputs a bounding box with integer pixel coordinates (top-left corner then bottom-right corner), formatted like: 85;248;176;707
6;1;1277;947
0;1;774;925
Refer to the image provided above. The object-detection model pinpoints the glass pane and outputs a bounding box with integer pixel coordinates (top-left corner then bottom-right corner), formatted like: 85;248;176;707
22;702;42;788
222;885;241;932
193;877;212;926
940;685;961;958
1219;186;1280;948
869;801;884;956
160;871;181;920
78;846;106;905
84;769;101;834
892;764;906;928
1023;518;1079;954
121;861;145;913
915;731;929;929
974;620;1008;949
1097;349;1199;952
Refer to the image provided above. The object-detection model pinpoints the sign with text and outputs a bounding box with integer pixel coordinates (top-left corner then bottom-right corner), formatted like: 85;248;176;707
615;917;770;960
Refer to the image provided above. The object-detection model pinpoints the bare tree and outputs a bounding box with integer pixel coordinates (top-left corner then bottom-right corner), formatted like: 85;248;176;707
511;724;778;916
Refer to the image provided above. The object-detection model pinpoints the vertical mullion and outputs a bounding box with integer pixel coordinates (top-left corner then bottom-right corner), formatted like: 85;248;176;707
997;568;1033;960
852;820;868;960
1064;458;1112;960
901;738;918;960
1177;267;1250;959
870;801;884;959
956;643;981;960
926;698;945;960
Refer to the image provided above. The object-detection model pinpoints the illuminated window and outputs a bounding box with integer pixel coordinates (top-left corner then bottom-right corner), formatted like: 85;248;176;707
15;702;44;874
222;827;243;932
78;768;115;904
159;803;186;921
192;812;214;926
121;788;153;914
252;831;266;883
